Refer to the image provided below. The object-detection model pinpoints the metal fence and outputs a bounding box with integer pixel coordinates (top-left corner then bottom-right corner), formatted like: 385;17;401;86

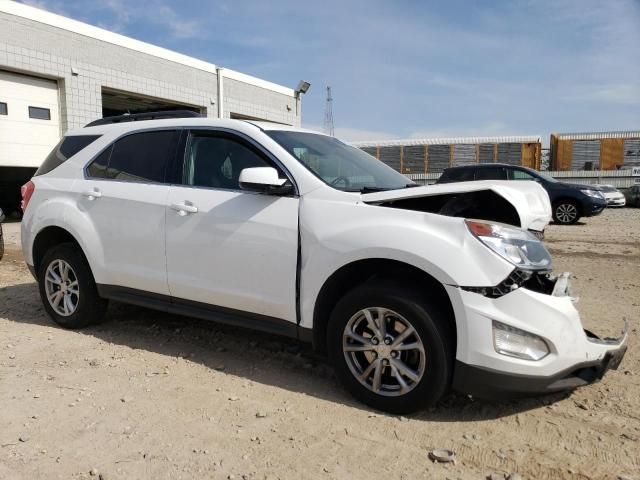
406;169;639;189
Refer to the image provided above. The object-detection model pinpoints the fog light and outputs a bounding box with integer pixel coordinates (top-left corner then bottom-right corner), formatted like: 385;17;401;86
492;321;549;361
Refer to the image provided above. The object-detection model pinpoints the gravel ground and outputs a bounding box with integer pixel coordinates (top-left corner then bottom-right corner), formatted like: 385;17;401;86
0;209;638;480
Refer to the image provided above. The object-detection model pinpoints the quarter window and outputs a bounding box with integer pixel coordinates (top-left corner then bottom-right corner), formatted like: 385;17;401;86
0;102;7;115
28;106;51;120
35;135;102;176
183;132;276;189
86;130;178;183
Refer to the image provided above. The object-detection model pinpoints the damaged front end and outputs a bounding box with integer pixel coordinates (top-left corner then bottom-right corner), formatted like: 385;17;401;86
360;180;552;233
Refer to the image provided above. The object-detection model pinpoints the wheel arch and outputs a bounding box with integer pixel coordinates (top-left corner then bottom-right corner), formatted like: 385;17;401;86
311;258;457;354
32;226;84;274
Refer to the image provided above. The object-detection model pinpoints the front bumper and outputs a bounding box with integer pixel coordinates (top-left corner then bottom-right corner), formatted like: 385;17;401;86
449;273;629;400
584;199;607;216
0;222;4;261
606;197;626;207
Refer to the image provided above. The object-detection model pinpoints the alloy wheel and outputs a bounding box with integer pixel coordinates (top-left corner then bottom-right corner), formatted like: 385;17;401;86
556;203;578;224
342;307;426;397
44;259;80;316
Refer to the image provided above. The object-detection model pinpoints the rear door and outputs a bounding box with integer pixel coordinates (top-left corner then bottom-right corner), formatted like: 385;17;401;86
79;129;179;294
165;129;299;322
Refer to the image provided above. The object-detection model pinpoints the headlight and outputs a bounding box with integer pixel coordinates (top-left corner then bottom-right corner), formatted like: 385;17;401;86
580;189;604;199
492;321;550;361
465;220;552;270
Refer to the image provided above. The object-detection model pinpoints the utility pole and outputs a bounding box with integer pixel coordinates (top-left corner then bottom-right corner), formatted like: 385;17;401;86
323;86;334;136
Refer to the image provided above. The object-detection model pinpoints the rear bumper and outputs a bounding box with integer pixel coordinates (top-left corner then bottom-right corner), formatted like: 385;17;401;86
453;339;627;400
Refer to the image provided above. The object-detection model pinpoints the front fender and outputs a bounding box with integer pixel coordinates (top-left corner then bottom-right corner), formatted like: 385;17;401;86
299;195;514;330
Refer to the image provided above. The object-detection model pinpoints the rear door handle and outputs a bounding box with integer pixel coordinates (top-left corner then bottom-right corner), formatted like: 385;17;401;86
170;202;198;215
82;188;102;200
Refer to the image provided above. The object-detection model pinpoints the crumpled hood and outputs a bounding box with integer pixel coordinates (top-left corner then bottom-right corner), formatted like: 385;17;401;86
361;180;552;232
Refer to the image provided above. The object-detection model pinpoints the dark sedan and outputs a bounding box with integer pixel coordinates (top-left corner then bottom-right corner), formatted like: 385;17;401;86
436;164;607;224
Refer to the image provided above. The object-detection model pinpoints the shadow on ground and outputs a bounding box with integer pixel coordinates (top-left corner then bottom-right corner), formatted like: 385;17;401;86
0;280;568;422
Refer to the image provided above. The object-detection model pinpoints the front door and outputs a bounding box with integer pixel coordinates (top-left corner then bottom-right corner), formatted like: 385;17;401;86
165;130;299;323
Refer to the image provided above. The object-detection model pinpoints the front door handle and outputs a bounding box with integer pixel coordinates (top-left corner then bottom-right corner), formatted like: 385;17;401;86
170;202;198;215
82;188;102;200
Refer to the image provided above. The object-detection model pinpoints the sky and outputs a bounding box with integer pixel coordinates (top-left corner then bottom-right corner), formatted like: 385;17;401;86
20;0;640;143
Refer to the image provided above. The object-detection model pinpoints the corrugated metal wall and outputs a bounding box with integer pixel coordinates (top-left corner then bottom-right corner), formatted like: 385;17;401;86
624;139;640;165
403;145;425;173
427;145;450;173
496;143;521;165
479;143;495;163
571;140;601;169
361;146;378;158
378;146;401;171
453;144;476;165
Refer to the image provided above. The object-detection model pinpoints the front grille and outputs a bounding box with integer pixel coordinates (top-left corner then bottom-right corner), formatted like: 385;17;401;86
461;268;533;298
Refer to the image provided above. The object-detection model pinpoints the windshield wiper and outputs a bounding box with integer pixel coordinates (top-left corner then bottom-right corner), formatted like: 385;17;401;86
359;186;391;193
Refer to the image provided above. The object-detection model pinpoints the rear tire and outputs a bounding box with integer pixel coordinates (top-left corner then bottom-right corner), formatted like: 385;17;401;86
553;200;580;225
38;243;108;329
327;280;454;414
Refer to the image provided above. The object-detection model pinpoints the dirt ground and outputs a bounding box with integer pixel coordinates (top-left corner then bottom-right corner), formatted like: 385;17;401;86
1;209;638;480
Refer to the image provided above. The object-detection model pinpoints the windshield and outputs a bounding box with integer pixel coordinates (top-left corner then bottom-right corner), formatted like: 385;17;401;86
266;131;416;192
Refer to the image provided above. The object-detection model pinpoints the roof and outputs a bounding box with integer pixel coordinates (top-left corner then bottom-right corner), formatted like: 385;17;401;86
553;131;640;141
0;0;295;97
351;135;542;148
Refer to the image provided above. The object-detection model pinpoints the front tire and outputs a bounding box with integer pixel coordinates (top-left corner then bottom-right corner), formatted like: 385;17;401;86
327;281;454;414
553;200;580;224
38;243;108;329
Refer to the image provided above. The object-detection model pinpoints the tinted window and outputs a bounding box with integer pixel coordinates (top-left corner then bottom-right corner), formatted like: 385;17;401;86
510;169;537;181
476;167;507;180
35;135;102;176
88;130;178;183
183;133;274;189
0;102;6;115
29;106;51;120
86;146;112;179
438;168;473;183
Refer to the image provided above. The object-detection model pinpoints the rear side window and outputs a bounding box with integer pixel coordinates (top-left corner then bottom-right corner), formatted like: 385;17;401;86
438;168;473;183
35;135;102;176
476;167;507;180
86;130;178;183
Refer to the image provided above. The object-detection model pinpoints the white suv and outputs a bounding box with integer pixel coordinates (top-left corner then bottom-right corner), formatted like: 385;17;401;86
20;113;627;413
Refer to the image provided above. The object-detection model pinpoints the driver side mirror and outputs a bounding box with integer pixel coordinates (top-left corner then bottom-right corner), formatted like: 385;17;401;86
239;167;294;195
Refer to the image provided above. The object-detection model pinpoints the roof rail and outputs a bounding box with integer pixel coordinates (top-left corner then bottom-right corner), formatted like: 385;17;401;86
85;110;203;127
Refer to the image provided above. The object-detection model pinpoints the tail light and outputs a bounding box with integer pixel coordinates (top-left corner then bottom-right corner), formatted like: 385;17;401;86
21;180;35;212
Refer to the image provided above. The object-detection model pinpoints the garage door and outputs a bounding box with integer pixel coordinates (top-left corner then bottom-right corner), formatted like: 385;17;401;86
0;70;60;168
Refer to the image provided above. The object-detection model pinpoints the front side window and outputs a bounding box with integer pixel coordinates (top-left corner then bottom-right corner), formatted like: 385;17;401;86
267;131;414;192
35;135;101;176
0;102;7;115
29;106;51;120
86;130;177;183
183;132;275;189
510;169;537;181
